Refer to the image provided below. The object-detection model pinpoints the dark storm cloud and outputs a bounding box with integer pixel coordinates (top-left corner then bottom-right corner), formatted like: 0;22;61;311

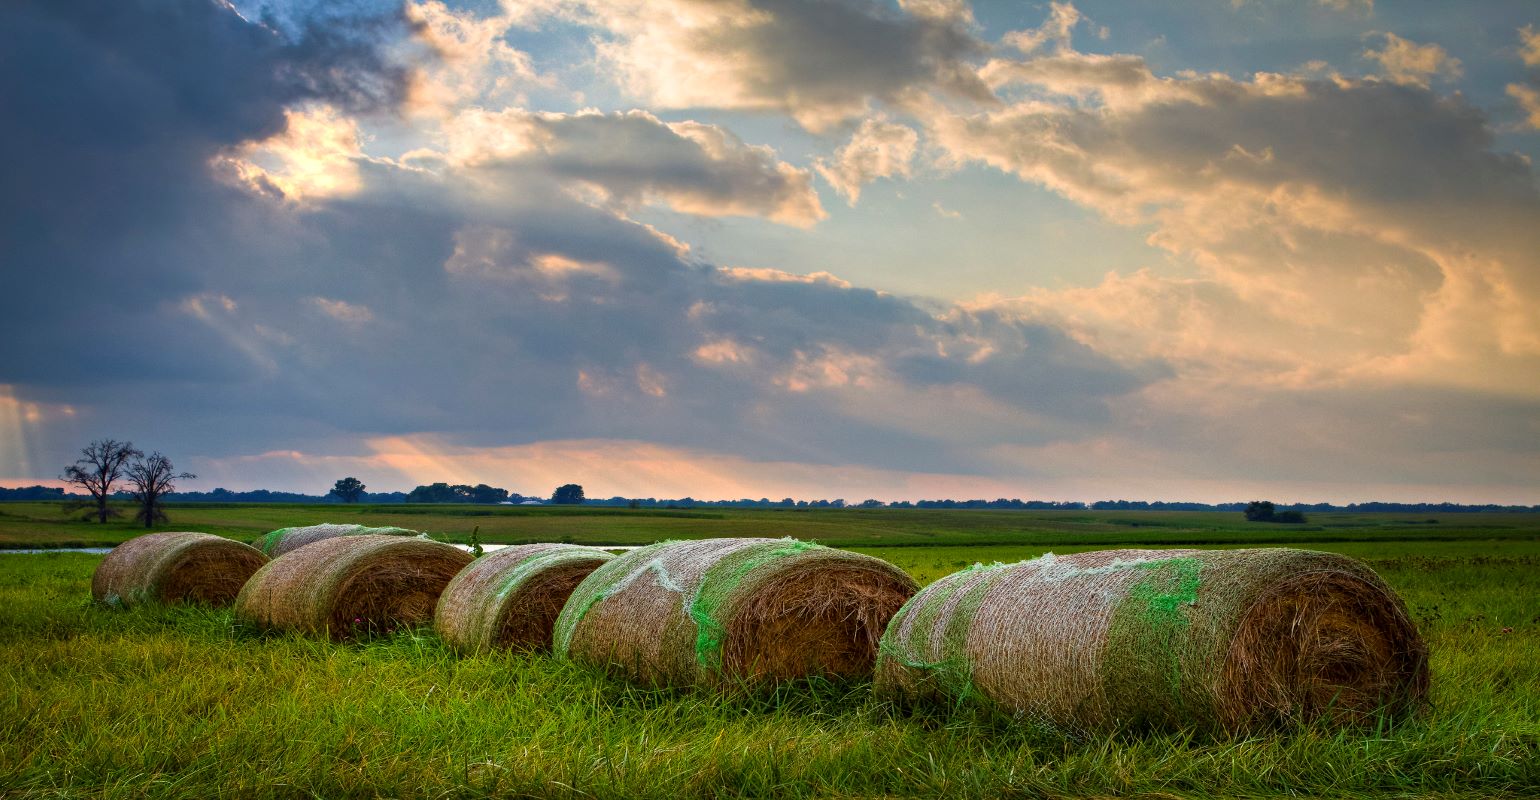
0;0;1162;482
578;0;995;129
711;0;990;107
0;0;412;385
431;108;825;226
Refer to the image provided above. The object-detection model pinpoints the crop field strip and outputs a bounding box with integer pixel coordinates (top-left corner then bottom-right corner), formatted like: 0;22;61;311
2;502;1537;550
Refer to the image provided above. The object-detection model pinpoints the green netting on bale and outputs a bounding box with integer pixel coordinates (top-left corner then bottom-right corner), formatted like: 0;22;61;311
435;543;613;653
688;539;817;671
256;523;420;557
554;537;916;688
875;548;1430;734
876;562;1009;706
1102;556;1204;725
552;540;680;657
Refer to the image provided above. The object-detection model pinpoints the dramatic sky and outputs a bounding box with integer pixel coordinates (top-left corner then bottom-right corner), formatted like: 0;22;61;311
3;0;1538;503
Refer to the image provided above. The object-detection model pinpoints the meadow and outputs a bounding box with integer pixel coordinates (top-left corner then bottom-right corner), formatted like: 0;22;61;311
1;504;1537;797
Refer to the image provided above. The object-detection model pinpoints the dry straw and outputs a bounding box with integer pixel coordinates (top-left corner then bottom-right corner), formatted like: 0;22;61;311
875;548;1429;733
554;537;918;688
256;523;421;558
234;534;473;639
92;531;268;608
435;543;614;654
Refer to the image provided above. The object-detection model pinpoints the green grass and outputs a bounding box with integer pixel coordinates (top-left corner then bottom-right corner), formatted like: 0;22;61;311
2;534;1538;798
851;541;1540;585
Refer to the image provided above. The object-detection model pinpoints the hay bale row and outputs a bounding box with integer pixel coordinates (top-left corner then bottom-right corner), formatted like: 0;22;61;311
875;548;1429;733
92;531;268;608
256;523;421;558
90;533;1427;735
435;544;614;654
554;538;919;688
234;534;472;639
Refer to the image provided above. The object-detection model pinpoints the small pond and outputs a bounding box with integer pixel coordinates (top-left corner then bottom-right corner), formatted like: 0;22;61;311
2;544;640;555
1;547;114;555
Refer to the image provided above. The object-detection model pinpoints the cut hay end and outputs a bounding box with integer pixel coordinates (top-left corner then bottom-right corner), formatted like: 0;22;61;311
875;548;1429;733
235;534;473;640
92;531;268;608
555;537;918;689
256;523;421;558
435;543;614;654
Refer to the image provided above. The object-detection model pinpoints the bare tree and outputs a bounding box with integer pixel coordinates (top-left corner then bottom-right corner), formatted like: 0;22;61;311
61;439;142;523
124;452;194;529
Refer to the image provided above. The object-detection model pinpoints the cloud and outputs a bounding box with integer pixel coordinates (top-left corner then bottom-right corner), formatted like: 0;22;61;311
1519;24;1540;67
927;47;1540;395
214;105;366;203
718;267;853;288
1510;27;1540;131
567;0;993;130
427;108;826;226
401;0;545;118
307;297;374;324
5;0;1533;505
1001;1;1085;54
980;51;1170;109
0;0;413;388
1509;82;1540;130
1316;0;1372;13
814;118;920;203
1362;33;1462;87
896;0;974;24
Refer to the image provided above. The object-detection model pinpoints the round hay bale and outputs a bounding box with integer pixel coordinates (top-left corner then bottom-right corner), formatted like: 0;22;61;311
91;532;268;608
256;523;421;558
234;534;473;640
554;538;919;688
435;544;614;654
875;548;1429;733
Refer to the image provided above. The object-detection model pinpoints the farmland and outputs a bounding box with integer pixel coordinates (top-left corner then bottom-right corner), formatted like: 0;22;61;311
3;500;1538;551
1;504;1537;797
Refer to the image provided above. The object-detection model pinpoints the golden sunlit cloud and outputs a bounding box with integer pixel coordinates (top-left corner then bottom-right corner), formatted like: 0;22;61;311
1362;32;1462;87
815;118;919;204
402;0;545;118
718;267;853;289
929;45;1540;395
1508;83;1540;130
213;105;364;203
1517;24;1540;67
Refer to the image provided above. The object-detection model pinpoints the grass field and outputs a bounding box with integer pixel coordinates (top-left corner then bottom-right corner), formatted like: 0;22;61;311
2;505;1538;797
3;500;1538;550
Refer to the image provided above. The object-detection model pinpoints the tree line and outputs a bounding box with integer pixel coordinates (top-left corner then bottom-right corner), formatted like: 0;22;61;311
329;478;586;506
9;444;1538;522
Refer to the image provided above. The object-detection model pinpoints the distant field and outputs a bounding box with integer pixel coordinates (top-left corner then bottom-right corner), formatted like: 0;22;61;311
2;501;1537;551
